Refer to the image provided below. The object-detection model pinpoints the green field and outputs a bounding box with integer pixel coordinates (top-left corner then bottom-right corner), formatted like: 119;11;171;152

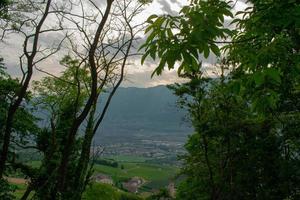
94;162;176;182
11;183;30;199
11;182;141;200
25;160;41;168
94;155;178;190
104;155;150;163
91;155;178;188
83;183;142;200
11;156;177;198
23;156;177;193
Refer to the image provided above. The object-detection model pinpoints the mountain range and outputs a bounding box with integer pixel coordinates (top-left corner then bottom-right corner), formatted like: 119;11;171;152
94;85;192;145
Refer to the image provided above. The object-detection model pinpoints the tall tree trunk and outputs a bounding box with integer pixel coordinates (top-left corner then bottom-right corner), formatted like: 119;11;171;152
20;184;33;200
73;102;97;199
56;0;114;194
0;0;52;177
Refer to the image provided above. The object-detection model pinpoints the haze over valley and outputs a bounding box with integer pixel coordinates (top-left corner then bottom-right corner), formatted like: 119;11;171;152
94;86;192;164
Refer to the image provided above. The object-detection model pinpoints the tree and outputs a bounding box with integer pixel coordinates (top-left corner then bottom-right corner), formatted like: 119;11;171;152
0;0;67;178
0;0;10;18
17;0;148;198
171;69;299;199
0;0;147;198
226;0;300;112
52;0;147;198
141;0;300;199
146;188;172;200
19;56;90;199
0;60;39;199
140;0;232;76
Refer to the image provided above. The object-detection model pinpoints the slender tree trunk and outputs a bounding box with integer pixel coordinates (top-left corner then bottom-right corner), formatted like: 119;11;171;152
201;134;219;200
0;61;33;177
20;184;33;200
56;0;114;194
73;101;97;199
72;30;132;198
0;0;52;177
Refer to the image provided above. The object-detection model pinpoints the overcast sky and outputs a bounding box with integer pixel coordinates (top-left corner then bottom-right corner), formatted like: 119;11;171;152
0;0;248;88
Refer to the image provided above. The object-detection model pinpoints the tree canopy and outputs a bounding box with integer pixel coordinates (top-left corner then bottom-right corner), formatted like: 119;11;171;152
141;0;300;199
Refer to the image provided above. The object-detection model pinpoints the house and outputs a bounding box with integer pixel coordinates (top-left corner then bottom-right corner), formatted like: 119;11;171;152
93;173;114;185
167;182;176;198
122;177;145;193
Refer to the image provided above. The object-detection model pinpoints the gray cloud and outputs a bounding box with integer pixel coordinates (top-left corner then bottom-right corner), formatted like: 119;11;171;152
0;0;248;88
157;0;177;15
123;64;187;88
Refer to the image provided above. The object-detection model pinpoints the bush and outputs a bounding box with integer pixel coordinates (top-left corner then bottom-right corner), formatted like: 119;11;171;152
95;159;119;168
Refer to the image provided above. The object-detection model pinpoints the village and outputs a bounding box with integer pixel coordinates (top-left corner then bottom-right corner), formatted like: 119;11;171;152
92;173;176;197
97;138;186;165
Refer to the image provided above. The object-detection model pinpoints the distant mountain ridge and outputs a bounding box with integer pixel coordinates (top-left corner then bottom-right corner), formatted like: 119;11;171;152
95;85;192;145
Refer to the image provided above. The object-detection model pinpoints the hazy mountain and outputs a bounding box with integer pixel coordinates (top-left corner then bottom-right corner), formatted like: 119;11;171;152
34;85;192;145
94;85;192;145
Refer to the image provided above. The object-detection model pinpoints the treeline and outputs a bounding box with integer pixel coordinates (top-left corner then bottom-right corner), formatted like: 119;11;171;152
94;159;119;168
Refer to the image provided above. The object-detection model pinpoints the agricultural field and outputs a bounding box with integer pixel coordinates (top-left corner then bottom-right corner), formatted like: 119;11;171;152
83;183;142;200
95;162;176;180
9;181;141;200
6;178;32;199
13;183;29;199
104;155;151;163
94;156;178;187
9;155;179;200
11;155;178;197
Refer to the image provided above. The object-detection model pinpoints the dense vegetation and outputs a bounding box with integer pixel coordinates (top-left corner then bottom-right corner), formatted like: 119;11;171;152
142;0;300;199
83;183;142;200
94;159;119;168
0;0;150;199
0;0;299;200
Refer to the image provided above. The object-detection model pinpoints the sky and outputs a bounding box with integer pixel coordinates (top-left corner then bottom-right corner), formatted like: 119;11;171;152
0;0;248;88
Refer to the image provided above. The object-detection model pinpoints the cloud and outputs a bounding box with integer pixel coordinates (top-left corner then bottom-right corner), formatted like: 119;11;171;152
123;61;187;88
0;0;248;88
233;0;249;12
0;30;67;83
157;0;177;15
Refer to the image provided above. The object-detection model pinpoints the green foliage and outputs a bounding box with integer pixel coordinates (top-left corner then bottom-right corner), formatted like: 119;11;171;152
0;0;11;19
146;188;172;200
83;183;142;200
140;0;233;76
0;59;39;199
138;0;153;4
142;1;300;199
27;55;91;199
0;178;16;200
94;158;119;168
171;75;300;200
93;161;177;190
226;0;300;112
0;0;10;8
33;55;90;115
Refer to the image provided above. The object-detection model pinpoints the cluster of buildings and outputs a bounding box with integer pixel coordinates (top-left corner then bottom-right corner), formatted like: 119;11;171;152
98;140;184;162
93;173;144;193
92;173;176;197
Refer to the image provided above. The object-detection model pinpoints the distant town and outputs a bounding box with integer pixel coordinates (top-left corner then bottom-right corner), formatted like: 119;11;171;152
93;137;186;165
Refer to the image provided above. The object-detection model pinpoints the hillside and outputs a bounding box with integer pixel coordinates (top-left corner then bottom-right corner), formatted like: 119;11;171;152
30;86;192;163
93;86;193;162
95;85;192;143
83;183;142;200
